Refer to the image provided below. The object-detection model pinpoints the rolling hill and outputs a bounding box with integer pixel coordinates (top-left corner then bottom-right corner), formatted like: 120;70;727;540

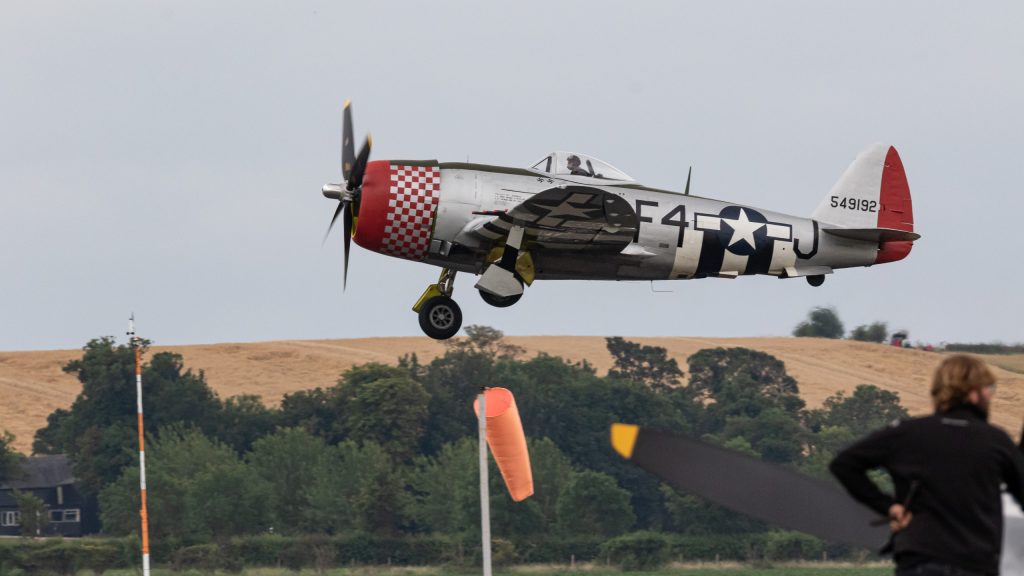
1;336;1021;454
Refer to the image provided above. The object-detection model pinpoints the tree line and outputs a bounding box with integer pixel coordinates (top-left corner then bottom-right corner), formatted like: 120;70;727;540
2;326;909;552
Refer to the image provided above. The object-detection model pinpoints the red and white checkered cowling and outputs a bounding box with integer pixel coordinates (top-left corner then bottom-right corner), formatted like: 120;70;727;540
353;161;441;261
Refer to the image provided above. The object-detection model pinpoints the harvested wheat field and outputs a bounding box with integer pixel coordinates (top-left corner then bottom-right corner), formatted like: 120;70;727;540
1;337;1021;453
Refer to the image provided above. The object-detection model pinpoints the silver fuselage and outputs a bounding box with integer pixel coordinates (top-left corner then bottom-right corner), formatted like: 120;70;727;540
425;165;876;281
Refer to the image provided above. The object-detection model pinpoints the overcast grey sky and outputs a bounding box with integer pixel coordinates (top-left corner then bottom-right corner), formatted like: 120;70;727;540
2;1;1021;351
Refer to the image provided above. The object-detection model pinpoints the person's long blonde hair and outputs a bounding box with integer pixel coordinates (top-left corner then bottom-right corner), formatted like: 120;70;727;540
931;354;996;411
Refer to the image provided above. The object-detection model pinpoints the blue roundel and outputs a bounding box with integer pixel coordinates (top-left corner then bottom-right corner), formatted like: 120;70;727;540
718;206;768;256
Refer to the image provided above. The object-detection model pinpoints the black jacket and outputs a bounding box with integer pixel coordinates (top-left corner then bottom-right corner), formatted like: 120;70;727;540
830;405;1024;575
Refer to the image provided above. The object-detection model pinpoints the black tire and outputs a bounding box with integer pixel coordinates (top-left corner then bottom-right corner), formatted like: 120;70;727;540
479;289;522;308
807;275;825;287
418;296;463;340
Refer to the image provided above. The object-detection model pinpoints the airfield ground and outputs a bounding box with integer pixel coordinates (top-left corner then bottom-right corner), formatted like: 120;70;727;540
1;337;1021;454
95;563;893;576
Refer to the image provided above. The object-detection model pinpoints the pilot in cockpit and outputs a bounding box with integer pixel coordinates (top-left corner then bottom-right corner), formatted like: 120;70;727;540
566;155;591;177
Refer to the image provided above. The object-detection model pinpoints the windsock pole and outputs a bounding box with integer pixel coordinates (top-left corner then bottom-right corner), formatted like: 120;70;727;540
128;315;151;576
478;387;492;576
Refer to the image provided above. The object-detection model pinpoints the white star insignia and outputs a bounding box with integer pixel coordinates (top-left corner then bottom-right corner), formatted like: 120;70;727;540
725;208;765;249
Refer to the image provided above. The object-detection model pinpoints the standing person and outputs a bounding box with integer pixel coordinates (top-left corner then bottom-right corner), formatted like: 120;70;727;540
830;355;1024;576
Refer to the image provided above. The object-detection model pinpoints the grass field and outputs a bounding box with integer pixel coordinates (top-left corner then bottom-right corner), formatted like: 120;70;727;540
984;353;1024;375
94;564;893;576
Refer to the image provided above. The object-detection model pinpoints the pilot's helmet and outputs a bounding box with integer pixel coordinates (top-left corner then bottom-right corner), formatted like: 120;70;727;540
567;155;581;165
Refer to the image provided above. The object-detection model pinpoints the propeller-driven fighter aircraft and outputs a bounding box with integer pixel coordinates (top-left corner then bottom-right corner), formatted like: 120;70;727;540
322;102;918;339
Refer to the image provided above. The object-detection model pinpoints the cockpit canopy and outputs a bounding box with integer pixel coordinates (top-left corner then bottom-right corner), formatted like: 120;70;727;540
528;151;635;182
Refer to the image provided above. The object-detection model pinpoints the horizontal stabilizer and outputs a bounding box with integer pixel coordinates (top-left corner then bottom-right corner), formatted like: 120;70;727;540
823;227;921;243
783;265;833;278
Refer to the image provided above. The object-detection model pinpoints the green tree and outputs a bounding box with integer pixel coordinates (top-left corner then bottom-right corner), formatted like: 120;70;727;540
334;365;431;461
214;394;279;453
279;387;338;441
444;325;525;360
802;385;907;477
351;449;415;535
143;352;222;433
525;438;576;525
188;455;270;542
793;306;845;339
689;347;806;421
497;353;687;529
305;441;398;533
556;470;636;536
410;437;544;538
850;322;888;343
719;408;808;464
34;338;227;497
13;490;48;537
410;438;479;534
419;347;498;456
605;337;683;393
0;431;23;483
809;384;908;434
99;427;270;544
32;409;71;455
247;427;330;534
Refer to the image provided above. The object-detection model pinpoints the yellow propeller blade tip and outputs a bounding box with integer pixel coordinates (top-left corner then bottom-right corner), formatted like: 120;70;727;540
611;423;640;459
367;133;373;147
343;99;351;108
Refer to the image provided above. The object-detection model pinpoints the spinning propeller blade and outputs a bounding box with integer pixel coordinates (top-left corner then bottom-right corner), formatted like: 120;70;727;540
343;202;352;289
347;134;372;194
611;424;890;548
322;101;372;290
323;199;345;245
342;100;354;181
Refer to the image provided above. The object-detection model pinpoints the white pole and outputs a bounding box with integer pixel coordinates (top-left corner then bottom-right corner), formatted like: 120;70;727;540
478;388;492;576
129;315;151;576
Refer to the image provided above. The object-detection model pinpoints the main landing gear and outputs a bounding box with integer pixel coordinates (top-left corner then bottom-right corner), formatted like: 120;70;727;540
415;268;463;340
413;252;529;340
414;227;533;340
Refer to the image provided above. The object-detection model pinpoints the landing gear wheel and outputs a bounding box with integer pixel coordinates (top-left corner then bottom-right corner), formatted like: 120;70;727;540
807;275;825;287
479;288;523;308
418;296;463;340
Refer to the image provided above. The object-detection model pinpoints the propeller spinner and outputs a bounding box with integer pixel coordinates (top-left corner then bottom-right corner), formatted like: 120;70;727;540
322;100;372;289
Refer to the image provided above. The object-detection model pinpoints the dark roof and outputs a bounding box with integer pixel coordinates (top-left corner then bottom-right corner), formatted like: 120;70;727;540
0;454;75;490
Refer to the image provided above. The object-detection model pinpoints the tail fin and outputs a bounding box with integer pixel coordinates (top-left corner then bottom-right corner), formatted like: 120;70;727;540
812;144;915;263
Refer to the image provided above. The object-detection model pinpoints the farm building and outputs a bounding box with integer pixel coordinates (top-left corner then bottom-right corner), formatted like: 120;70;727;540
0;454;98;537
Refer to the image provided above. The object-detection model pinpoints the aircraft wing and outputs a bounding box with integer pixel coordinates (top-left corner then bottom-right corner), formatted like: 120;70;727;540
469;186;638;251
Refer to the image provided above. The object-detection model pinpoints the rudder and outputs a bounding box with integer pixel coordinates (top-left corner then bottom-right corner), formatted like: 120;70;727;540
813;144;915;264
813;144;914;232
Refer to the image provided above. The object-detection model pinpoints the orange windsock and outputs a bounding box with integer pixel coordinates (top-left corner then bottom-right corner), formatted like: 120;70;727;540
474;387;534;502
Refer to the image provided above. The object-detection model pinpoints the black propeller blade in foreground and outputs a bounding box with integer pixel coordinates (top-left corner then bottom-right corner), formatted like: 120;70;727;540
611;423;890;549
